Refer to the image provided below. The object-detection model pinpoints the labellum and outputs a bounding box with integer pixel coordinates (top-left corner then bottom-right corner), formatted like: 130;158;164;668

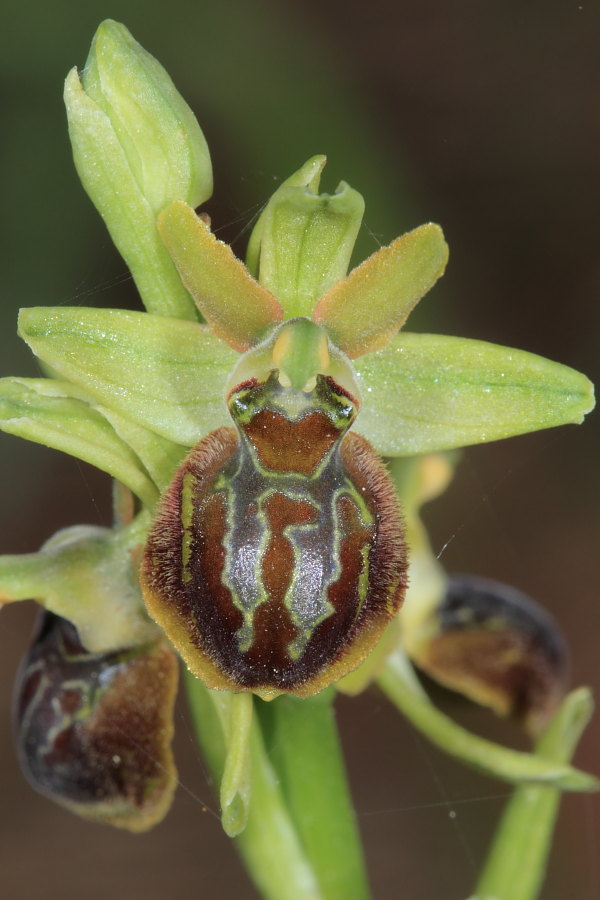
408;574;568;735
14;611;178;831
142;319;408;697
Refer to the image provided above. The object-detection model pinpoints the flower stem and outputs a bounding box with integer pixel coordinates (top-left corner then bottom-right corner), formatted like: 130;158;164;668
184;670;324;900
377;650;597;791
258;691;372;900
468;687;594;900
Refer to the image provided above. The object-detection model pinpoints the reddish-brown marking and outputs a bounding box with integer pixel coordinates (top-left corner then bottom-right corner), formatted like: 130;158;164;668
242;410;339;474
245;493;318;670
194;492;244;636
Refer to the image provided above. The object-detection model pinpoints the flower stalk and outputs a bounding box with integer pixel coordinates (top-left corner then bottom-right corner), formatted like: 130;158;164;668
185;672;324;900
468;687;594;900
258;691;371;900
377;650;596;791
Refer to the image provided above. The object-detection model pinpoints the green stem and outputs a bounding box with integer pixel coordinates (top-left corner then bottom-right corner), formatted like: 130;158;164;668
469;687;594;900
377;650;597;791
184;671;324;900
259;691;372;900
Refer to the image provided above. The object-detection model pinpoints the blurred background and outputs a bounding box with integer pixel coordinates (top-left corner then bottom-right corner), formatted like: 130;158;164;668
1;1;599;897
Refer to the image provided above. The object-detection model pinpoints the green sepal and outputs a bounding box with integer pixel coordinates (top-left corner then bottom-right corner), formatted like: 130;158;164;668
64;68;198;321
0;518;157;653
246;155;365;318
355;332;595;455
83;20;212;215
246;156;327;279
0;377;158;507
157;200;284;351
18;307;239;447
97;407;187;492
470;687;595;900
314;224;448;358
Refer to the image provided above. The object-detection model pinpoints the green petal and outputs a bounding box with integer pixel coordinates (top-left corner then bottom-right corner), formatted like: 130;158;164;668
157;200;284;351
246;155;365;318
314;224;448;358
354;333;595;455
64;69;198;321
18;307;239;447
0;378;158;507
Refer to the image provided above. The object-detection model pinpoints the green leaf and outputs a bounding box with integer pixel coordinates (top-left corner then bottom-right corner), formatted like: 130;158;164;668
0;377;158;507
19;307;239;447
314;224;448;358
261;693;371;900
246;155;365;318
64;68;198;321
354;332;595;455
158;200;284;351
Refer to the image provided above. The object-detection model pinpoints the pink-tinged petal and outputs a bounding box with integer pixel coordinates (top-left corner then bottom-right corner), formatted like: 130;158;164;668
158;200;284;351
314;224;448;358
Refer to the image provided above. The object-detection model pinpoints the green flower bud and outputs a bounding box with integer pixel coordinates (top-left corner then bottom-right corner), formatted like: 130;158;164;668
246;156;365;318
82;19;212;213
65;20;212;320
0;520;157;653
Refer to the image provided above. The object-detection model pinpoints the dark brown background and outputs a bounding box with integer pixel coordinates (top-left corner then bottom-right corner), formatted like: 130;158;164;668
1;2;599;898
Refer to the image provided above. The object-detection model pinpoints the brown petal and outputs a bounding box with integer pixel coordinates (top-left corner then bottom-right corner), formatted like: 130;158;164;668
406;574;568;736
14;612;179;831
